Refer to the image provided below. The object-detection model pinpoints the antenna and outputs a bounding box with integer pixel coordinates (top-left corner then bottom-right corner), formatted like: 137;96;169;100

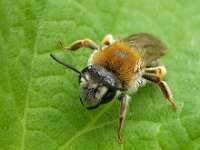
50;53;81;75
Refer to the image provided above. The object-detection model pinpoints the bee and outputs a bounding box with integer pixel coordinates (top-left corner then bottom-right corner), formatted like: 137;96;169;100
50;33;176;143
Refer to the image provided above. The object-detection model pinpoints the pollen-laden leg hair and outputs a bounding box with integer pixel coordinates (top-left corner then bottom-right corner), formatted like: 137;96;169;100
58;39;99;51
142;66;176;109
117;94;130;143
102;34;115;46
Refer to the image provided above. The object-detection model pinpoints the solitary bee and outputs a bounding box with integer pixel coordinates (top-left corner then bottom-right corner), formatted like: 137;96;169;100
50;33;176;143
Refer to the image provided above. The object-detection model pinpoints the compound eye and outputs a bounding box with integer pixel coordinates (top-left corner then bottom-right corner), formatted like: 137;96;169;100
100;88;117;104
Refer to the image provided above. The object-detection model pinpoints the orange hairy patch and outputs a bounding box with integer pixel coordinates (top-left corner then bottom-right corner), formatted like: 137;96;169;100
90;41;140;86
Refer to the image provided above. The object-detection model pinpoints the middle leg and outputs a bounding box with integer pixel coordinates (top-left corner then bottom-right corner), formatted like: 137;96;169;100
102;34;115;46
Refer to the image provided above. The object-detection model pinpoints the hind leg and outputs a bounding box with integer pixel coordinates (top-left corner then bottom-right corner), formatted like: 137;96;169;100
142;66;176;109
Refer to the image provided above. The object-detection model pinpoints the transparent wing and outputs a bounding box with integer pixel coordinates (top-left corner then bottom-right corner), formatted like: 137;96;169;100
122;33;167;67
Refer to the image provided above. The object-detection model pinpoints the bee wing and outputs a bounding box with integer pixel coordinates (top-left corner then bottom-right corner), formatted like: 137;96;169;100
122;33;167;68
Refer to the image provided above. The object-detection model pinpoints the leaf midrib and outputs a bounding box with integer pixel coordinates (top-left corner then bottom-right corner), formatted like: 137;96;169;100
20;3;45;149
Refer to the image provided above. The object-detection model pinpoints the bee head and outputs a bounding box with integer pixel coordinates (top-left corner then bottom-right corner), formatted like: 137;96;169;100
50;54;126;110
79;65;125;109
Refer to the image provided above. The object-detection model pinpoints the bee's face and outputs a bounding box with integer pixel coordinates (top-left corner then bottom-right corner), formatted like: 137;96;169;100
79;65;122;109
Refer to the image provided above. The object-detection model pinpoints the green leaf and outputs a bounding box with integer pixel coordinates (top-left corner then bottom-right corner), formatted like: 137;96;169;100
0;0;200;150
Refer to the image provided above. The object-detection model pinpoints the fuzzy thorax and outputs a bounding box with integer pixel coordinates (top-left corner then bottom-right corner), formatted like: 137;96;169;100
89;41;141;87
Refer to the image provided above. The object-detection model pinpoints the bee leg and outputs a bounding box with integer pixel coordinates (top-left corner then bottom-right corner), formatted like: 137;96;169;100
142;66;176;109
117;94;129;143
144;66;167;78
58;39;99;51
158;81;176;109
102;34;115;46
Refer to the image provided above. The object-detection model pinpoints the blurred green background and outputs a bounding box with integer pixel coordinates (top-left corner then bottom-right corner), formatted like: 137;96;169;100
0;0;200;150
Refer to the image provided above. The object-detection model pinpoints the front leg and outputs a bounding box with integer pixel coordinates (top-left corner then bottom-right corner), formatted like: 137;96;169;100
117;93;130;143
59;38;99;51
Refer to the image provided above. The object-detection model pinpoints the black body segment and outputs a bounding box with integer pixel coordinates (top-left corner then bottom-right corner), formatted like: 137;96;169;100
79;65;121;109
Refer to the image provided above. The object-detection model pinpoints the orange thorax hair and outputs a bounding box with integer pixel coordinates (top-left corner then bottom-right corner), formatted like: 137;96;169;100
90;41;140;86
